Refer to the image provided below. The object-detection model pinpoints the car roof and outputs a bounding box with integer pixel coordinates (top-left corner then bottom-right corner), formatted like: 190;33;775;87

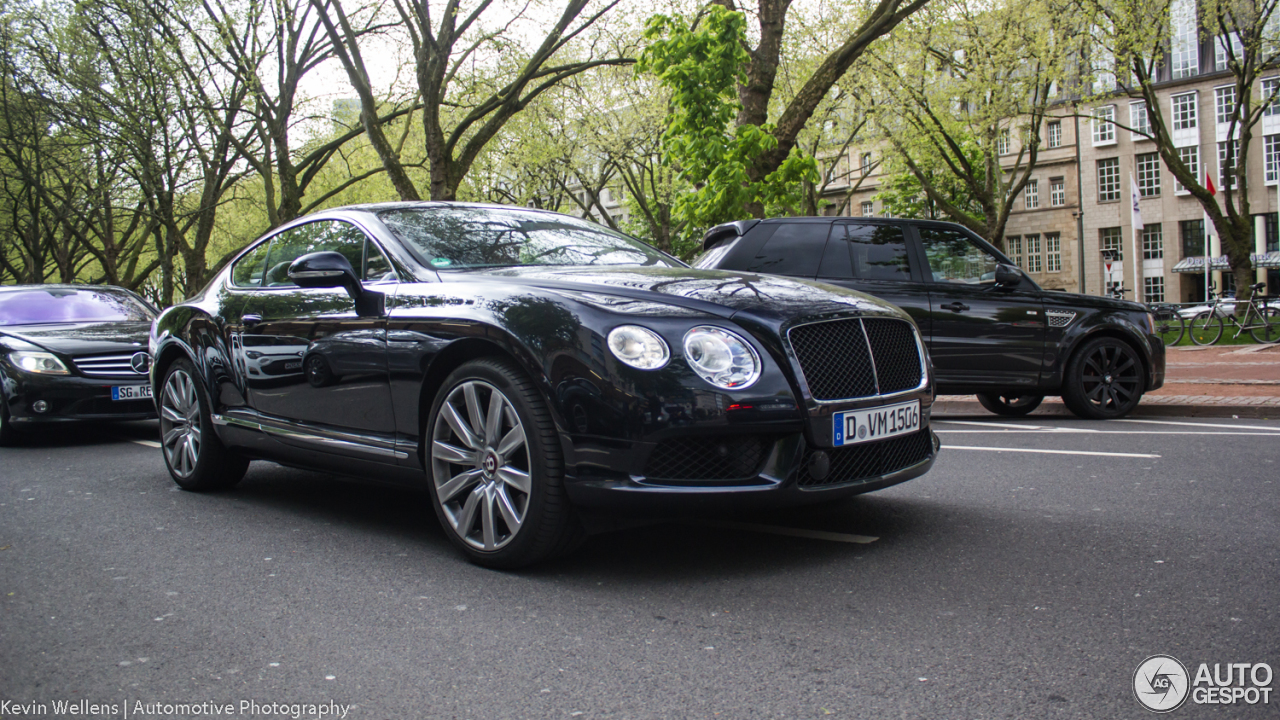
0;283;133;294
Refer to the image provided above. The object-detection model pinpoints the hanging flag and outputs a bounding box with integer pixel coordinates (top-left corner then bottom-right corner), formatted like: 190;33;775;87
1205;170;1216;196
1130;174;1143;230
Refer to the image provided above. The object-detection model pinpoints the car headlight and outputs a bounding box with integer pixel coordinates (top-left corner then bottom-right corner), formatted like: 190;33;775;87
682;326;761;389
607;325;669;369
10;351;70;375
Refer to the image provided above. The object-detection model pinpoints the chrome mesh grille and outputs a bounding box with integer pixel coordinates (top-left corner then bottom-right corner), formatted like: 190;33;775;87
796;430;933;488
788;318;922;401
73;354;146;378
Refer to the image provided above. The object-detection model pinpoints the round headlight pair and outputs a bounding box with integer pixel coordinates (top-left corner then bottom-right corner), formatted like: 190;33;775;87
606;325;761;389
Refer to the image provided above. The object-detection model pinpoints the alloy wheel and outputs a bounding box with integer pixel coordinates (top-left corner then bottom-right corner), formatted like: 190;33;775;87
1078;342;1142;414
430;380;531;552
160;369;202;478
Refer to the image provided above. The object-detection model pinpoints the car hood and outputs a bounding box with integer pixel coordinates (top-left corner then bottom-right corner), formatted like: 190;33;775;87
448;266;907;322
1041;290;1147;313
0;322;152;357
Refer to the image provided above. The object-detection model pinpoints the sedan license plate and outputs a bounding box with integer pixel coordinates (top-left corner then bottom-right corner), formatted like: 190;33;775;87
111;384;152;402
833;400;920;447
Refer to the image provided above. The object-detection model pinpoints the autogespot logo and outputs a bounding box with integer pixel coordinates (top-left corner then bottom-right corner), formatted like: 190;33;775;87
1134;655;1190;713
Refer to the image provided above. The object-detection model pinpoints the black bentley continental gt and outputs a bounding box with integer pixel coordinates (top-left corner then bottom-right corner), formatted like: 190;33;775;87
0;284;158;445
149;203;940;567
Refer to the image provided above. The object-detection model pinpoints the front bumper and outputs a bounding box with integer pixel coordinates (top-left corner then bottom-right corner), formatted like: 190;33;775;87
2;370;156;425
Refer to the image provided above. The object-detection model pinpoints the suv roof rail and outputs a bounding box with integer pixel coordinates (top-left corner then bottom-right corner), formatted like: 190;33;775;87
701;219;761;252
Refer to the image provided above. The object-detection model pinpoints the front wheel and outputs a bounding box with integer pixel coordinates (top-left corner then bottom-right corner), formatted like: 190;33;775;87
1188;312;1223;345
426;358;583;569
159;359;249;491
1061;337;1146;420
976;393;1044;416
1249;307;1280;344
1154;312;1185;346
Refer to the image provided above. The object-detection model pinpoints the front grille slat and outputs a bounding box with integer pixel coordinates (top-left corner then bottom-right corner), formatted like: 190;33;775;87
788;317;922;401
797;430;933;487
73;354;146;378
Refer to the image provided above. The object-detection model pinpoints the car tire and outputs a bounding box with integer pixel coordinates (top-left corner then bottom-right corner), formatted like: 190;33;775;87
976;393;1044;416
0;399;21;446
1061;337;1145;420
159;359;249;491
425;358;584;569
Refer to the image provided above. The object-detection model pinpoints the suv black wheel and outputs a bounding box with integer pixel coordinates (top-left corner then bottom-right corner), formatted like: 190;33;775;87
426;358;584;569
159;359;249;491
976;393;1044;417
1061;337;1145;420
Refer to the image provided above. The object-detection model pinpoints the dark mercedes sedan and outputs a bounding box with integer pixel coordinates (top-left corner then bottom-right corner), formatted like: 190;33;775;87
0;284;158;444
150;203;940;567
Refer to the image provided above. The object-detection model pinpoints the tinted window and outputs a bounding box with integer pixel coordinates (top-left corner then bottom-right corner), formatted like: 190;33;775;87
743;223;830;277
262;221;365;287
843;223;911;281
380;207;680;269
0;288;154;326
919;227;998;284
364;242;395;282
231;241;272;287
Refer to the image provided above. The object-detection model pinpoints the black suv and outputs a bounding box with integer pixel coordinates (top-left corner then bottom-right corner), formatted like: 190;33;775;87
695;217;1165;419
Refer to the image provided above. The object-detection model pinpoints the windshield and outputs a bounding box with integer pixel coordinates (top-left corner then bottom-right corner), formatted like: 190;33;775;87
379;207;683;270
0;288;155;326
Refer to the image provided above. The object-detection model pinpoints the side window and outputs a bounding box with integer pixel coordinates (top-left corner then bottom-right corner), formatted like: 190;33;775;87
262;221;365;288
231;241;272;287
364;241;396;282
919;227;999;284
743;223;831;277
844;223;911;281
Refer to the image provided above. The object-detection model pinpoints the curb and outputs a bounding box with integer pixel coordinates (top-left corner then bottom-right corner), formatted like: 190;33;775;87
932;399;1277;419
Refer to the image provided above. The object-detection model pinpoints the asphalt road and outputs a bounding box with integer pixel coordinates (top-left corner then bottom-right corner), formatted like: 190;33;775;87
1;414;1277;719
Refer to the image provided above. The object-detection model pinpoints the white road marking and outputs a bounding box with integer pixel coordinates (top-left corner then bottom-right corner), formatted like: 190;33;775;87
941;445;1160;458
128;439;161;448
934;420;1044;430
1116;418;1280;431
697;520;878;544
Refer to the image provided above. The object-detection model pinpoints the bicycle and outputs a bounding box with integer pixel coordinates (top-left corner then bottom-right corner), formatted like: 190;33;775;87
1107;285;1187;346
1188;283;1280;345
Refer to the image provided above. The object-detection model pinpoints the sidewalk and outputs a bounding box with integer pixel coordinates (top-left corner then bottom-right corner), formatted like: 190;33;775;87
934;344;1280;418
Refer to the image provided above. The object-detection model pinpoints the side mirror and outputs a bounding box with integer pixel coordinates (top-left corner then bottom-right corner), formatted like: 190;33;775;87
288;251;384;316
994;263;1023;288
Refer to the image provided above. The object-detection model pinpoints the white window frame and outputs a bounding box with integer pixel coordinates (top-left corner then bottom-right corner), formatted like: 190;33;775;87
1215;32;1244;72
1172;0;1199;79
860;200;874;217
1092;106;1116;146
1130;101;1150;139
1097;158;1121;202
997;128;1011;155
1263;78;1280;135
1175;145;1199;195
1101;227;1124;261
1047;121;1062;148
1025;179;1039;209
1007;236;1023;269
1045;233;1062;273
1171;92;1199;148
1144;275;1166;303
1136;152;1161;197
1050;178;1065;207
1142;224;1164;259
1219;139;1239;190
1215;85;1238;142
1026;234;1043;273
1266;134;1280;186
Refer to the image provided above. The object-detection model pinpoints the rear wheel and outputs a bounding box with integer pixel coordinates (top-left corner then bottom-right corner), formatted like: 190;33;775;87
976;393;1044;416
1188;312;1222;345
1061;337;1145;420
159;359;249;491
426;358;583;568
1249;307;1280;344
1154;311;1185;346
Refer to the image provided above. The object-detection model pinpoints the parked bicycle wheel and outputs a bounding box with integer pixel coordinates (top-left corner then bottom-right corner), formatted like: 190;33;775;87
1249;307;1280;344
1189;311;1223;345
1154;311;1185;346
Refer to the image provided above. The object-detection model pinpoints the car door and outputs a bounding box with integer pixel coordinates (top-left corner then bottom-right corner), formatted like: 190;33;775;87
916;224;1046;389
237;219;396;442
817;220;933;338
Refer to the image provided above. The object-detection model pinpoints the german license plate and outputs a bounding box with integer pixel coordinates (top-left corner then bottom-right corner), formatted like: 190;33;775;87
833;400;920;446
111;384;152;401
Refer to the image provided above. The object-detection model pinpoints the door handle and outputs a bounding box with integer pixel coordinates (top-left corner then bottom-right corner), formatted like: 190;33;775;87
942;302;969;313
241;314;262;328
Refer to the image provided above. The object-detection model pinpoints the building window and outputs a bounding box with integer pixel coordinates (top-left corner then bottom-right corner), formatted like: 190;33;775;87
861;152;872;173
861;200;874;217
1215;32;1243;72
1045;233;1062;272
1267;213;1279;252
1047;121;1062;148
1101;227;1123;261
1143;224;1164;259
997;128;1011;155
1007;236;1023;268
1264;78;1280;117
1215;85;1237;127
1144;276;1166;303
1266;135;1280;184
1025;179;1039;209
1092;106;1116;145
1181;219;1205;257
1172;92;1198;130
1026;234;1042;273
1050;178;1065;206
1175;145;1199;193
1136;152;1161;197
1130;101;1150;137
1097;158;1121;201
1172;0;1199;79
1219;140;1238;189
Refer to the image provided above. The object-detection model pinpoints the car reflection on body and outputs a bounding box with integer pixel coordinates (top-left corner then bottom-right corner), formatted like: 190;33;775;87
149;202;940;567
0;284;158;445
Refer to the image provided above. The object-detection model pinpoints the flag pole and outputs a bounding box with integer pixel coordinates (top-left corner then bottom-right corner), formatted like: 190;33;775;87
1130;174;1144;302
